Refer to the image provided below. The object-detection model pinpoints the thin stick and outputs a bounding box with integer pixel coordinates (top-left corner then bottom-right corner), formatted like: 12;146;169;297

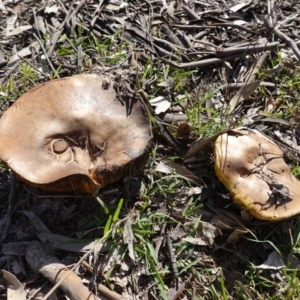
26;242;99;300
265;20;300;61
81;261;126;300
32;32;59;77
17;55;51;80
40;230;112;299
32;8;59;77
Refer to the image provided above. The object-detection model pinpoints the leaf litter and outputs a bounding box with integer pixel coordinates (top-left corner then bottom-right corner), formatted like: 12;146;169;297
0;0;300;299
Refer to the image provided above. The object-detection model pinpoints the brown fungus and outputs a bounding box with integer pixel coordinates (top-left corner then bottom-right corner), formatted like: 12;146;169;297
214;129;300;221
0;74;152;194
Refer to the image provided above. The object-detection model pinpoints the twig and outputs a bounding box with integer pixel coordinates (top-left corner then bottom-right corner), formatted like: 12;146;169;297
162;113;188;124
215;42;279;57
32;32;59;78
32;8;59;77
245;53;268;83
33;229;113;300
160;42;279;70
161;24;184;47
91;0;105;27
155;116;184;156
171;23;255;34
46;0;86;58
227;81;275;89
155;224;166;255
182;6;199;20
0;61;19;85
97;284;124;300
0;173;16;248
265;20;300;61
32;8;43;41
267;0;274;27
81;260;126;300
41;230;113;299
27;281;49;300
17;55;51;80
26;241;99;300
160;53;238;69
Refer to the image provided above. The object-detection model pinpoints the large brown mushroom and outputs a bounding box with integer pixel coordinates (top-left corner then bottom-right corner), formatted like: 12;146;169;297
214;129;300;221
0;74;152;194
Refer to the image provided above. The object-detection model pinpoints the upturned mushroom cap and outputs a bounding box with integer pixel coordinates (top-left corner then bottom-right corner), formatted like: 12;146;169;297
0;74;152;194
214;129;300;221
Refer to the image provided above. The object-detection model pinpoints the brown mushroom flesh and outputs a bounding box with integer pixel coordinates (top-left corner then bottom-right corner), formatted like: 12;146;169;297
0;74;152;194
214;129;300;221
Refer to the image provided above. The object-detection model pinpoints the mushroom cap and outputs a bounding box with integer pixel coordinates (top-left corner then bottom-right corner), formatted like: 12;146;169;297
214;129;300;221
0;74;152;194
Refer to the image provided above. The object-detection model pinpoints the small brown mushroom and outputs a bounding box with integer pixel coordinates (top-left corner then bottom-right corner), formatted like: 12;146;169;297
0;74;152;194
214;129;300;221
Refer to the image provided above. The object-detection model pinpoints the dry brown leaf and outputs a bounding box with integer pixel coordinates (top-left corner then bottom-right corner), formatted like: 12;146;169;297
230;0;253;12
7;41;40;67
2;270;26;300
226;228;249;244
181;236;208;246
6;25;32;37
168;161;203;186
229;81;261;112
36;15;47;35
123;217;136;261
184;221;219;246
185;129;228;159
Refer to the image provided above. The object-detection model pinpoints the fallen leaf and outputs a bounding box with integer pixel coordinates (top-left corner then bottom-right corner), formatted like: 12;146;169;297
182;236;208;246
169;225;187;240
123;217;136;261
44;5;60;14
36;15;47;35
6;14;17;35
226;228;249;244
7;41;40;67
187;187;203;196
22;210;50;233
229;81;261;112
287;253;300;269
99;247;121;274
184;221;219;246
0;0;7;12
230;0;253;12
149;96;171;114
154;161;173;174
233;20;248;25
168;161;204;186
6;25;32;37
221;267;244;287
255;251;286;270
185;128;229;159
2;242;30;256
2;270;26;300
